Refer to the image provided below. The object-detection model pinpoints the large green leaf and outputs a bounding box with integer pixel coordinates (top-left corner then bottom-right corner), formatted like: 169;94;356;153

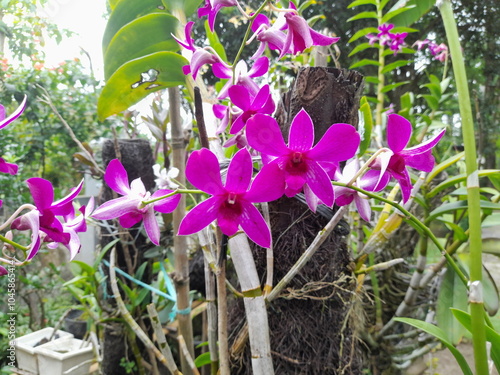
98;52;188;120
394;317;473;375
102;0;170;52
104;13;180;80
427;170;500;198
425;200;500;224
162;0;203;18
388;0;435;27
436;267;468;344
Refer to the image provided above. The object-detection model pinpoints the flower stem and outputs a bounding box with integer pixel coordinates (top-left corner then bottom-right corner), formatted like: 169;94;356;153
141;189;203;206
0;233;29;252
439;1;487;374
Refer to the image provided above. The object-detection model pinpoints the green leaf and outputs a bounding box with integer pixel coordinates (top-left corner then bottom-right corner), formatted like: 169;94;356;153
381;80;409;93
381;60;411;74
382;5;416;24
194;351;212;368
162;0;202;17
70;260;95;276
104;13;180;80
349;42;377;57
365;76;380;84
107;0;122;11
349;59;380;69
347;0;377;8
422;82;441;98
389;0;435;27
394;317;473;375
348;27;379;44
347;11;378;22
420;94;439;111
98;52;188;120
102;0;170;53
436;267;468;344
204;21;228;62
451;309;500;374
426;200;500;224
427;170;500;198
358;97;373;156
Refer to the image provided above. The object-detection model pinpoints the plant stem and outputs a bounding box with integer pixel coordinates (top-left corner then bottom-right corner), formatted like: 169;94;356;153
439;2;487;373
375;0;386;135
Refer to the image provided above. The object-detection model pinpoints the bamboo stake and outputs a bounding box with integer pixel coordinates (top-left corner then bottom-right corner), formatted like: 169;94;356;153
169;86;195;375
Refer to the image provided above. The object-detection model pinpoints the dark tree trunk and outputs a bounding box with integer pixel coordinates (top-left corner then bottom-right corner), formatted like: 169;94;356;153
99;139;156;375
229;67;366;374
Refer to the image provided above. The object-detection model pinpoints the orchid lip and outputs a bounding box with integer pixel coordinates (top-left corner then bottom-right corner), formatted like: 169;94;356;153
227;192;237;205
292;152;302;163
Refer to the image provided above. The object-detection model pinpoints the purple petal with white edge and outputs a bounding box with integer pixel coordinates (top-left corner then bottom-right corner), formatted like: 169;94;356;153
310;29;340;46
334;187;354;206
360;169;390;192
239;201;271;248
178;196;220;235
308;123;360;162
338;159;359;183
397;168;413;203
190;49;219;80
24;210;41;261
185;148;224;195
246;114;288;156
0;96;27;130
252;14;270;32
372;150;394;189
0;158;18;175
130;178;147;197
143;206;160;245
245;162;285;203
27;178;54;210
65;229;81;260
403;149;436;172
288;108;315;152
225;148;253;193
212;62;232;79
152;190;181;213
304;184;322;213
172;21;195;51
304;162;335;207
92;196;140;220
251;84;272;110
52;179;84;209
229;85;252;111
401;128;446;155
248;56;269;77
119;211;144;228
387;114;411;152
354;194;372;222
105;159;131;195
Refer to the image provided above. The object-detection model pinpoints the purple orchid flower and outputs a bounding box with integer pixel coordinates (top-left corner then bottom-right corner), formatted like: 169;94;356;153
10;210;42;261
377;23;394;46
370;114;446;202
91;159;181;246
213;103;242;134
246;109;360;211
198;0;239;32
389;32;408;54
178;147;285;248
173;21;222;80
213;56;269;99
250;13;289;60
228;84;275;134
333;159;390;221
1;96;27;175
282;6;340;59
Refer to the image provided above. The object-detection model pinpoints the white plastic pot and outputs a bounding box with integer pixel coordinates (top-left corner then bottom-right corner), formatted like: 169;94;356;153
15;327;73;374
34;336;94;375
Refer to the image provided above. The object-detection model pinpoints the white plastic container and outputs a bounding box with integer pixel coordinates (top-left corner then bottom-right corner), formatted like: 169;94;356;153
15;327;73;374
35;336;94;375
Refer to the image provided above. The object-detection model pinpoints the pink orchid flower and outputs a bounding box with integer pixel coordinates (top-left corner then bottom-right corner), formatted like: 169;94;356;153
92;159;181;245
0;96;27;176
370;114;446;202
246;109;360;211
250;13;289;60
198;0;239;32
213;56;269;99
178;148;285;248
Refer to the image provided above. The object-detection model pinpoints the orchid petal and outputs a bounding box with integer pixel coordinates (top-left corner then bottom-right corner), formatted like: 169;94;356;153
403;149;436;172
239;201;271;248
401;128;446;156
246;114;288;156
143;207;160;245
0;266;7;276
229;85;252;111
52;179;84;208
212;62;232;79
24;210;41;261
304;162;334;207
130;178;147;197
360;169;390;192
288;108;315;151
387;114;411;152
119;211;144;228
398;168;413;203
0;96;27;130
354;194;372;222
334;187;354;206
26;178;54;210
310;29;340;46
248;56;269;77
0;158;18;175
178;197;220;235
185;148;224;195
308;123;360;162
225;148;253;193
105;159;131;195
303;184;322;212
92;196;140;220
152;190;181;213
245;162;285;202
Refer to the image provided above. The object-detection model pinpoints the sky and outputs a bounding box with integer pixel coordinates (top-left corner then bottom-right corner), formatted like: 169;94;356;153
37;0;108;80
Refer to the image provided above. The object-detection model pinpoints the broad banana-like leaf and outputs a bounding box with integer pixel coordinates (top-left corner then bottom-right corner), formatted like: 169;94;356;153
98;52;188;120
104;13;180;80
388;0;435;27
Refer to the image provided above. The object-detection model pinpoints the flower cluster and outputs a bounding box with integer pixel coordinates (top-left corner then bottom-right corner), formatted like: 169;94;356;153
366;23;408;54
413;39;448;62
